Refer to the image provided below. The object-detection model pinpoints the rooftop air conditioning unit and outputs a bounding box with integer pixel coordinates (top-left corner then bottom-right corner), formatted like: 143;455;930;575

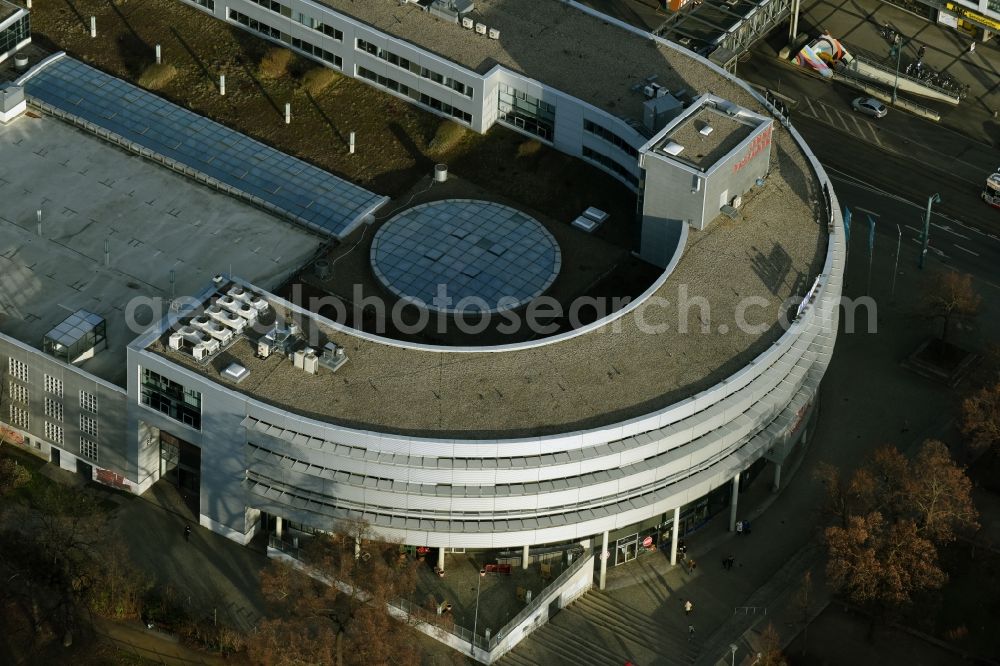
193;343;216;361
731;195;743;209
249;296;269;313
293;349;306;370
303;352;319;375
462;17;474;29
319;342;349;372
168;331;185;350
678;36;692;47
217;295;236;308
235;303;258;322
475;23;487;35
195;320;234;345
488;27;500;39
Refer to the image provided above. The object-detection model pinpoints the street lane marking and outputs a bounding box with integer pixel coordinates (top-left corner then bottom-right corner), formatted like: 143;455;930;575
954;244;980;256
824;166;998;243
931;223;969;240
910;237;949;258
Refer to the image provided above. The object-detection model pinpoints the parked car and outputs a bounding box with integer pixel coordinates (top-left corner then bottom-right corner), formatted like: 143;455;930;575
851;97;888;118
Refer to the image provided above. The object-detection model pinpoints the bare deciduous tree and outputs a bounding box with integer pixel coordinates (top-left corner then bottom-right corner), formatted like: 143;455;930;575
926;271;980;343
249;519;421;666
961;380;1000;455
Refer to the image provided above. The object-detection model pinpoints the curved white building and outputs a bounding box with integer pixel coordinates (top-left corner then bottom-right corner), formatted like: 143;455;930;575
1;0;844;576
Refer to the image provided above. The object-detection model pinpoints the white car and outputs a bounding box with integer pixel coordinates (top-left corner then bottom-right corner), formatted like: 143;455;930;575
851;97;888;118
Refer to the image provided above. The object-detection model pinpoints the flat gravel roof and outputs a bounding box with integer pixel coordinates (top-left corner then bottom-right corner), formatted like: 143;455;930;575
157;127;826;438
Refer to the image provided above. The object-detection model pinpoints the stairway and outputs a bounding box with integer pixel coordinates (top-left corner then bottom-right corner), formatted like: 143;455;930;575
497;589;698;666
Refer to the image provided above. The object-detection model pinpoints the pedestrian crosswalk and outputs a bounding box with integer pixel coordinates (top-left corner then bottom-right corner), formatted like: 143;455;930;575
800;97;884;147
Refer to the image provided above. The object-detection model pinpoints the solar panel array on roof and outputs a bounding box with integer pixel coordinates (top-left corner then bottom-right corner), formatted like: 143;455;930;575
19;55;386;239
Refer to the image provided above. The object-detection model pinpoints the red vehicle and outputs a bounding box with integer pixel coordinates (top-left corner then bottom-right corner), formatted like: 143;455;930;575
984;172;1000;209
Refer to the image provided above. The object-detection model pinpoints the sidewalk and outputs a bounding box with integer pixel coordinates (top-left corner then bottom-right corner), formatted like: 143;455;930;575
92;617;230;666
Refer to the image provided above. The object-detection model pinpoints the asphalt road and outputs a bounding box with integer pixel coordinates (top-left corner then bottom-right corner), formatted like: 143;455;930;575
731;44;1000;297
826;167;1000;284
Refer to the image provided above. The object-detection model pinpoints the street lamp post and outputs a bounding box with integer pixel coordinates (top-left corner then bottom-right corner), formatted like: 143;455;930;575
471;568;486;655
890;35;903;104
919;193;942;269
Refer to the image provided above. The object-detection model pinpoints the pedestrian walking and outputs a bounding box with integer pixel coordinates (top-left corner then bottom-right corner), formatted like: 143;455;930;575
684;599;693;615
969;42;976;53
184;524;192;542
744;519;752;535
688;624;695;642
736;520;744;535
724;555;735;570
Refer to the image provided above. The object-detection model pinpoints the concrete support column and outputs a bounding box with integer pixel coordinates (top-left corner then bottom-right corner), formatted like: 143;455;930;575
437;547;445;572
275;516;283;538
773;463;782;493
599;530;609;590
669;506;680;565
729;472;741;532
522;544;530;569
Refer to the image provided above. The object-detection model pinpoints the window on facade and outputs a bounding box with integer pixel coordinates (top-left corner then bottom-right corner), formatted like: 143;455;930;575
8;404;28;430
314;23;343;41
80;414;99;438
0;15;29;55
183;0;215;9
45;421;64;445
497;83;555;140
80;389;98;413
44;397;64;422
989;0;1000;12
584;120;639;158
140;369;202;430
44;374;64;397
228;10;281;40
290;37;342;68
7;358;28;383
356;40;473;99
582;146;640;187
250;0;284;13
80;438;99;462
8;380;28;404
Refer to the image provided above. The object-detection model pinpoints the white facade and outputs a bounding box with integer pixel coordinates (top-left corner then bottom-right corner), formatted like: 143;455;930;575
178;0;645;189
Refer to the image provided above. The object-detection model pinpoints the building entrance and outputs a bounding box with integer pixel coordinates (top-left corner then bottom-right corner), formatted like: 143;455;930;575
614;533;639;566
159;431;201;502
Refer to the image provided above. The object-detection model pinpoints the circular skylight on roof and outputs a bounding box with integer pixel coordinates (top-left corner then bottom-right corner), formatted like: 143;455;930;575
370;200;561;315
